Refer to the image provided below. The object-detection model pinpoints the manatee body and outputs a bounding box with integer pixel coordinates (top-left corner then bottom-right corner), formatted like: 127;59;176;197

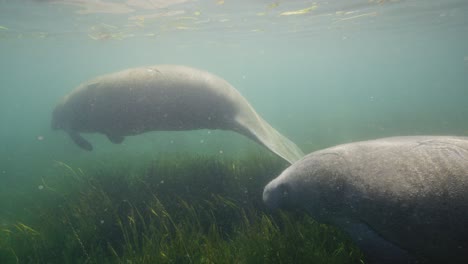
263;136;468;263
52;65;304;164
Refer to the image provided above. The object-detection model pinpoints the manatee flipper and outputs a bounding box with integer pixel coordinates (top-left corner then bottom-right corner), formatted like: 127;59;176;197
234;112;304;164
333;218;415;264
106;133;125;144
68;131;93;151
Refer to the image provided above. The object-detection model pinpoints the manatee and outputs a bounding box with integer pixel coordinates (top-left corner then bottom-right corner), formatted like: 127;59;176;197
263;136;468;263
52;65;304;164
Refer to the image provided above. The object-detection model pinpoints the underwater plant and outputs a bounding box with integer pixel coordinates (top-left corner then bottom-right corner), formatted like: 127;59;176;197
0;153;363;263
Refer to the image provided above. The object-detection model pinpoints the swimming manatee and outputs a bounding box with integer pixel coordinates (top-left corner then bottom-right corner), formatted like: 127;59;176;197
52;65;304;164
263;136;468;263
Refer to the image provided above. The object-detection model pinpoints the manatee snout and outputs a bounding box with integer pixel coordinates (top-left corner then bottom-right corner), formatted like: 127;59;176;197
51;103;94;151
51;104;65;130
51;116;60;130
263;178;294;209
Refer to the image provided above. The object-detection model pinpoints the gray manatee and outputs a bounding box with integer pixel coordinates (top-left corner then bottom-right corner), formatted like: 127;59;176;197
52;65;304;164
263;136;468;263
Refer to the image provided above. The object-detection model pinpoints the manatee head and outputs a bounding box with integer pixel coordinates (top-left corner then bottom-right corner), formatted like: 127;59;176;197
51;101;70;131
263;152;348;221
262;165;302;210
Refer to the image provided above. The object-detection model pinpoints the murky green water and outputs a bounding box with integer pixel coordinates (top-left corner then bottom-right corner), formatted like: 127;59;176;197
0;0;467;263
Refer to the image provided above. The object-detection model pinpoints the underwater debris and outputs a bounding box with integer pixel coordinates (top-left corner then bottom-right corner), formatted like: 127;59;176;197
128;10;186;23
32;32;48;38
88;23;129;40
176;16;199;21
280;4;318;16
174;25;191;30
50;0;134;15
255;2;279;17
368;0;401;4
126;0;190;10
88;23;125;40
268;2;279;9
129;15;145;28
333;12;378;23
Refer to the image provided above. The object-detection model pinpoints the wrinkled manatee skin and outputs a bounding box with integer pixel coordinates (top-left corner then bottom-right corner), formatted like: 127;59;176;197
263;136;468;263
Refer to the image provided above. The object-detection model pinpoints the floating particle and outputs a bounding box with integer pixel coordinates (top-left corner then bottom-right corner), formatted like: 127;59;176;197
200;139;205;143
268;2;279;9
33;32;48;39
160;180;165;184
100;220;104;224
37;135;44;141
334;12;378;23
38;185;44;190
194;11;201;16
280;5;318;16
0;26;8;30
219;150;223;154
216;0;224;5
464;56;468;61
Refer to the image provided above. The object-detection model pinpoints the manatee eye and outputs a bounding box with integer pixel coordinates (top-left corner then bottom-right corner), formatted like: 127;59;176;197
275;183;295;209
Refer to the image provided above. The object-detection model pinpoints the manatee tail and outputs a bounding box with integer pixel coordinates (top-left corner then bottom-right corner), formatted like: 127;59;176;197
234;113;304;164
